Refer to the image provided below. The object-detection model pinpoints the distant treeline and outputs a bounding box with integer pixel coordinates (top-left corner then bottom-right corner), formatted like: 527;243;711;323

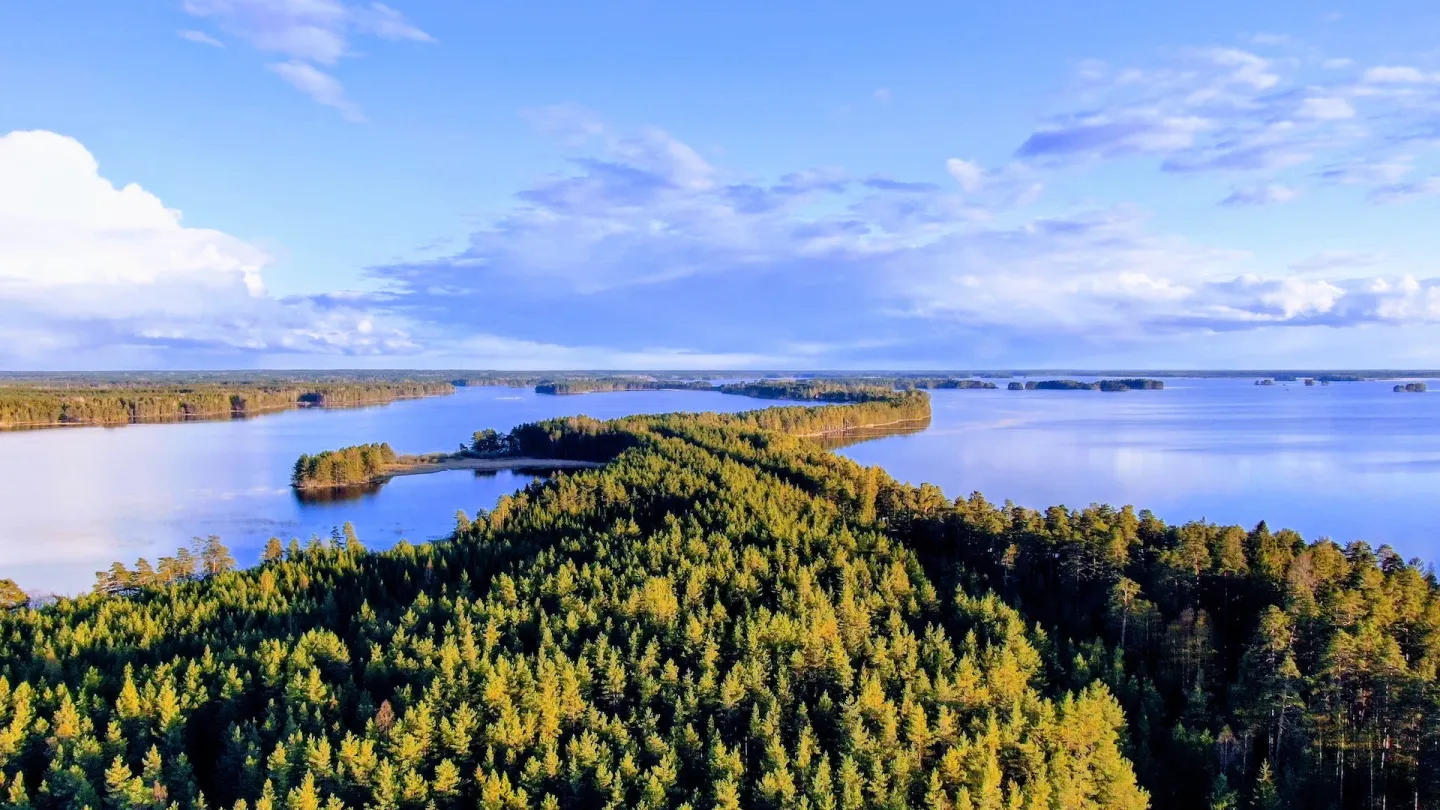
0;380;452;428
1008;378;1165;391
898;377;998;390
535;379;714;395
715;380;906;402
291;442;398;488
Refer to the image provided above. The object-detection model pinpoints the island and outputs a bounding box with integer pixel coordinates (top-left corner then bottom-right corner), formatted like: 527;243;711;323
1013;378;1165;391
291;440;602;490
1395;382;1428;393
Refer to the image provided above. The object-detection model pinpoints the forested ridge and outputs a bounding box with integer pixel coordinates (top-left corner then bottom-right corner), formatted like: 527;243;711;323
0;394;1433;810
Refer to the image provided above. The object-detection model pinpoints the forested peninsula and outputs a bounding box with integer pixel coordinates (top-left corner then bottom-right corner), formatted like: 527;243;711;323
0;379;453;429
1;392;1435;810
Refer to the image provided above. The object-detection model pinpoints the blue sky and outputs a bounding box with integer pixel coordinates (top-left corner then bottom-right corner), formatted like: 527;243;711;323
2;1;1440;369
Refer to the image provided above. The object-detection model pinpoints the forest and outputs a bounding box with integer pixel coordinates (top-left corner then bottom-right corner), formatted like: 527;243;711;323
0;394;1434;809
534;380;713;395
0;380;453;429
292;443;399;489
714;382;907;403
1017;380;1165;392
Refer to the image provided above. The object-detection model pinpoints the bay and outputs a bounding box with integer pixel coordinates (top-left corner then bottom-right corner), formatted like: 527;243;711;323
839;377;1440;563
0;387;787;594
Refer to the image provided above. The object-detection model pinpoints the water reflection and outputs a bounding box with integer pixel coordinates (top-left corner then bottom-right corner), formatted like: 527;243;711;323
292;483;385;505
0;387;792;594
812;417;932;451
838;378;1440;562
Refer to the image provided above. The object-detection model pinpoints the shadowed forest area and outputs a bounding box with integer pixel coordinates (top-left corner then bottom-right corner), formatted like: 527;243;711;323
0;392;1433;809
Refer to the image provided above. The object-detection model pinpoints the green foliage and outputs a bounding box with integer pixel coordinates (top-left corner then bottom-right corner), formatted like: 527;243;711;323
534;379;712;395
0;380;452;429
292;444;398;488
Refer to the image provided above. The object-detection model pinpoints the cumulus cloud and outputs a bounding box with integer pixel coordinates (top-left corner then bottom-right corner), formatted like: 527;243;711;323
0;130;410;365
348;114;1440;365
181;0;431;119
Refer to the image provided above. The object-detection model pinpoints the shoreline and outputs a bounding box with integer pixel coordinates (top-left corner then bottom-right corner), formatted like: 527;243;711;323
796;416;931;438
293;455;603;490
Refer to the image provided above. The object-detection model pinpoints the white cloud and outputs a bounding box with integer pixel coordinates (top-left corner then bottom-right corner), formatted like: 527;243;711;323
0;130;408;364
0;131;265;294
1297;96;1355;120
1319;157;1413;185
1369;177;1440;204
181;0;431;119
269;61;366;121
1220;183;1301;206
1363;66;1440;84
945;158;985;191
178;29;225;47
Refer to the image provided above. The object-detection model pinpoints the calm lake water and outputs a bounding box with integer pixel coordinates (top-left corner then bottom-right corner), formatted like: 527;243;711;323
840;378;1440;564
0;387;786;594
2;378;1436;594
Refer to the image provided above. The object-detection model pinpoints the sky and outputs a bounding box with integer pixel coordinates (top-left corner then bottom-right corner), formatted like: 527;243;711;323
2;1;1440;370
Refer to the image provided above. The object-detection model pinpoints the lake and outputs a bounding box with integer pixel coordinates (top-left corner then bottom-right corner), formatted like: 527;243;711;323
840;377;1440;563
2;377;1437;594
0;387;788;594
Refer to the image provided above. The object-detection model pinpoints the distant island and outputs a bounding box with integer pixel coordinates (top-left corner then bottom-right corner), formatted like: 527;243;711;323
1011;378;1164;392
1395;382;1428;393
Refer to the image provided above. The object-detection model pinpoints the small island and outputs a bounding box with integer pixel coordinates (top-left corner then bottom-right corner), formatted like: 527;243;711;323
291;437;600;490
1395;382;1428;393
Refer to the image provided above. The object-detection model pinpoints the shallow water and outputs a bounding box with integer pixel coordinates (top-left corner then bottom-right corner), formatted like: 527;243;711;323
838;377;1440;563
